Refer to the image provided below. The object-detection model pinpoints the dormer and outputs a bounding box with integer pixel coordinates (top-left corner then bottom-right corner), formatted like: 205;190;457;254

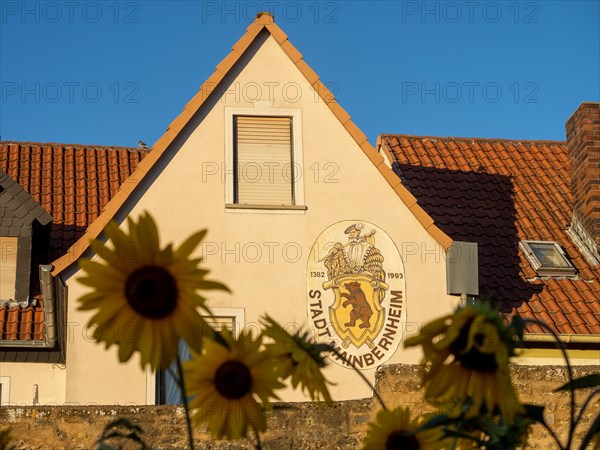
0;169;52;304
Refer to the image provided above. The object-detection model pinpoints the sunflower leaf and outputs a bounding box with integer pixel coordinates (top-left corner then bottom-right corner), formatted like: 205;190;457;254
198;280;231;292
97;418;149;450
522;403;546;424
555;374;600;392
577;412;600;450
416;413;454;431
175;229;207;258
443;429;486;445
509;315;526;341
211;329;231;349
97;444;118;450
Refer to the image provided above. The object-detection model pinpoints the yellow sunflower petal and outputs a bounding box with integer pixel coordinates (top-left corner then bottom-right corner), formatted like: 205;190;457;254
76;211;229;370
184;330;283;439
174;229;207;259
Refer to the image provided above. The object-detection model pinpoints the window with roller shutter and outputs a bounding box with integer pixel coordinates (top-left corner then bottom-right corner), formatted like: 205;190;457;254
234;115;294;206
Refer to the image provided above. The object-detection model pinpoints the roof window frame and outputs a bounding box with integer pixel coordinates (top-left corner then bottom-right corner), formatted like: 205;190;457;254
519;240;577;277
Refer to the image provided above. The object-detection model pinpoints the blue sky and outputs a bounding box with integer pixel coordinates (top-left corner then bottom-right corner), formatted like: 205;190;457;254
1;1;598;147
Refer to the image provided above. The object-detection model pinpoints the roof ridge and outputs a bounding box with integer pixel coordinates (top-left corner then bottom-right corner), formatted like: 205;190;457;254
380;134;567;145
1;141;147;152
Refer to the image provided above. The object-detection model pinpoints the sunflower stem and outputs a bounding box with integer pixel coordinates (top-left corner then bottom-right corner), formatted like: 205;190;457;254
539;419;566;450
521;319;573;450
449;420;462;450
574;387;600;430
253;428;263;450
176;353;195;450
329;348;388;411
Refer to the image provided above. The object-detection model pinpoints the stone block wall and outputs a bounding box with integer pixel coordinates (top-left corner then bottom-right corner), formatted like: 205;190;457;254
1;364;597;449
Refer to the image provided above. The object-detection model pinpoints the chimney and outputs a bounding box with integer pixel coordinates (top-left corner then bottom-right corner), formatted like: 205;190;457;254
566;102;600;263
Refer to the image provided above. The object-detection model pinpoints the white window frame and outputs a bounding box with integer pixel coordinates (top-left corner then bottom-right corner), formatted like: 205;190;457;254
206;307;246;337
519;240;577;277
225;106;306;213
0;376;10;406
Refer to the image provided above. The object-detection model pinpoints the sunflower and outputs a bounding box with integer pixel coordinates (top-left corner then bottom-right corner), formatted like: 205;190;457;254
363;406;445;450
183;329;285;439
261;315;334;402
78;212;229;370
404;302;522;423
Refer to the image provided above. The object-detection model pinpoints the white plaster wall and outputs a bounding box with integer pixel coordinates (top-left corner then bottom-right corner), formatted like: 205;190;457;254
0;362;66;406
60;33;454;404
63;272;151;405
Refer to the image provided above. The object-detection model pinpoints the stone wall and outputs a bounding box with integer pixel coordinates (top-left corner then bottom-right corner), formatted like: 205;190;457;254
1;365;597;449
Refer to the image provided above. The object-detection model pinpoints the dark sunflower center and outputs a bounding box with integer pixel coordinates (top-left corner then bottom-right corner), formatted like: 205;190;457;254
450;321;498;372
125;266;178;319
214;360;253;399
386;431;420;450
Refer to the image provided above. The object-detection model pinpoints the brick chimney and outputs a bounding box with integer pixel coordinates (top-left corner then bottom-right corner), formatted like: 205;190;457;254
566;102;600;263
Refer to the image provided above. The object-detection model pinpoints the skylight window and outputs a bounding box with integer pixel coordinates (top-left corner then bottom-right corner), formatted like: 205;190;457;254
520;241;577;277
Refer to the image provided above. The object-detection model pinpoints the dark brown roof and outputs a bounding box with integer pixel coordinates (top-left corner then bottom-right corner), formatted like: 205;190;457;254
0;141;150;262
0;169;52;228
380;135;600;335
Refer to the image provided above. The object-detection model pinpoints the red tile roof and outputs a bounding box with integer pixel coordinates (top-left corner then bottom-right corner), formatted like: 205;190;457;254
380;135;600;335
0;302;45;341
0;141;150;262
0;142;149;343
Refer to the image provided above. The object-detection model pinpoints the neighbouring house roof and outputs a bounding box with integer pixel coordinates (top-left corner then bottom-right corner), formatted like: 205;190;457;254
1;141;149;262
0;167;52;342
379;134;600;335
0;142;149;344
0;169;52;228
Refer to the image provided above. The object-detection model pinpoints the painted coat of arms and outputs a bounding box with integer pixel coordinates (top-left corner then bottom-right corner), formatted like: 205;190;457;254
321;223;388;349
307;221;405;369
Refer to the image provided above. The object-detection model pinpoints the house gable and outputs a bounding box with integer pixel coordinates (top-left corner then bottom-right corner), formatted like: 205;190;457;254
49;12;450;277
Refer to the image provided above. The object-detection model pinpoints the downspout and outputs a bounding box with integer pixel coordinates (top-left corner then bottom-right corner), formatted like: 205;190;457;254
39;264;56;347
0;265;56;348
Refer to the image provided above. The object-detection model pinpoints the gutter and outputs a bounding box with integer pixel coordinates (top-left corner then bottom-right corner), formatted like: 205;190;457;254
0;265;56;348
522;333;600;345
